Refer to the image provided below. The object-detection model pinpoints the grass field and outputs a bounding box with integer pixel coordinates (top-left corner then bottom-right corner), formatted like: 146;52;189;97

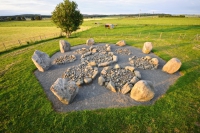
0;17;200;132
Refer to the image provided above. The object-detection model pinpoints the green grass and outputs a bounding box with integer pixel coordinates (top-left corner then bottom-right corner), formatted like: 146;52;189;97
0;17;200;132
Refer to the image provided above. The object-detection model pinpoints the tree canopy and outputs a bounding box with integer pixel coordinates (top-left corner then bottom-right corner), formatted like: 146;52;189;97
51;0;83;38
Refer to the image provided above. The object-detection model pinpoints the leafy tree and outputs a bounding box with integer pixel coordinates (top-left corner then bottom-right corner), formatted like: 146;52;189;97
31;16;35;21
35;16;42;20
51;0;83;38
21;16;26;21
16;16;22;21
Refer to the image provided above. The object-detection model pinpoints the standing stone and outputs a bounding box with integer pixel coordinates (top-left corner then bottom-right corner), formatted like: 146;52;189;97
98;76;105;86
121;83;131;94
162;58;182;74
142;42;153;54
151;58;159;65
59;40;71;53
50;78;79;104
130;80;155;102
86;38;95;45
130;76;139;84
116;40;126;46
134;70;142;79
106;81;117;92
32;50;51;72
84;77;92;84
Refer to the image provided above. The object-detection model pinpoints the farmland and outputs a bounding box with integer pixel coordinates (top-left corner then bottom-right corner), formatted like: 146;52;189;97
0;17;200;132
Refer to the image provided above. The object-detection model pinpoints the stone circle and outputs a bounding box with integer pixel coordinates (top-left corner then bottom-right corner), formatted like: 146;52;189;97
62;63;99;86
98;64;142;95
129;55;159;70
115;48;132;55
53;55;76;65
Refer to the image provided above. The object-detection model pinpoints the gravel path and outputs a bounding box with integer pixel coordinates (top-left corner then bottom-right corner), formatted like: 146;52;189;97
34;43;180;112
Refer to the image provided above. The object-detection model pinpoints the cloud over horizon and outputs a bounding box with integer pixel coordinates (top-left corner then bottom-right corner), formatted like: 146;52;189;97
0;0;199;16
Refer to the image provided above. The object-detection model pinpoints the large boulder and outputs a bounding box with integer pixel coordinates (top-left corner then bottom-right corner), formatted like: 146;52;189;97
162;58;182;74
50;78;79;104
59;40;71;53
130;80;155;102
106;81;117;92
32;50;51;72
116;40;126;47
86;38;95;46
142;42;153;54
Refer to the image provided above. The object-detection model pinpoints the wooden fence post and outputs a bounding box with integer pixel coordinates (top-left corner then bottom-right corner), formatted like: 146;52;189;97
2;43;7;50
18;40;21;45
138;32;141;38
159;32;162;39
171;33;173;39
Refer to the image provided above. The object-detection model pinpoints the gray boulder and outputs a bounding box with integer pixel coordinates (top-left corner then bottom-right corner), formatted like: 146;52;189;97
59;40;71;53
130;80;155;102
32;50;51;72
50;78;79;104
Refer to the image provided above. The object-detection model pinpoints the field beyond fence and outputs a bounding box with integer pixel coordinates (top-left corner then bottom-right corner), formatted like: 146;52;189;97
1;31;199;53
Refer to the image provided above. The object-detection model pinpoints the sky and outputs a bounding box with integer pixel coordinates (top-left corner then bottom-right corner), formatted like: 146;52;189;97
0;0;200;16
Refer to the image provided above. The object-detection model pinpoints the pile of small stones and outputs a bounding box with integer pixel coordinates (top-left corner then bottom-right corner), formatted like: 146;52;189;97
81;51;118;67
53;55;76;65
73;48;90;55
115;48;132;55
62;63;98;86
98;64;142;94
129;55;159;70
90;44;111;52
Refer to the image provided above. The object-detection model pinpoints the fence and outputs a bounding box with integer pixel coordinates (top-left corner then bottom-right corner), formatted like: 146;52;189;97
0;32;63;52
0;32;199;53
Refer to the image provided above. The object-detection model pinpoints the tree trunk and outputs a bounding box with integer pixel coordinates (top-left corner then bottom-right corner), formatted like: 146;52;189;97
65;32;71;38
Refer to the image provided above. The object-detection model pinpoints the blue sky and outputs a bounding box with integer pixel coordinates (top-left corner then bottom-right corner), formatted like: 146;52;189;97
0;0;199;16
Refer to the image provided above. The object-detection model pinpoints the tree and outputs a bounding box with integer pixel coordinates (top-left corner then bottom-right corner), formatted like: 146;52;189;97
35;16;42;20
51;0;83;38
31;16;35;21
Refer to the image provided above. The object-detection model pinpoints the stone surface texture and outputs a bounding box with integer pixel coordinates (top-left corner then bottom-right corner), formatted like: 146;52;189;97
59;40;71;53
32;50;51;72
162;58;182;74
142;42;153;54
130;80;155;102
53;55;76;65
50;78;79;104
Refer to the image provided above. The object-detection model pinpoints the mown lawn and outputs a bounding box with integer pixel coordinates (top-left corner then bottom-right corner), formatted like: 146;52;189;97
0;17;200;132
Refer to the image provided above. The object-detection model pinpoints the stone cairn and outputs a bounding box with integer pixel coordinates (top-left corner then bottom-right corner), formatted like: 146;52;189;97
98;64;142;94
129;55;159;70
53;55;76;65
115;48;132;55
62;63;99;86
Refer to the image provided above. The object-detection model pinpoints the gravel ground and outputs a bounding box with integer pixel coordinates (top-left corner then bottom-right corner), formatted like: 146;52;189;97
34;43;180;112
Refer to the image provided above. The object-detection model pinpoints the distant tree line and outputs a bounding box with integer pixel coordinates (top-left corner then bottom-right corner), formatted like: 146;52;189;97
158;14;185;18
0;14;48;22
